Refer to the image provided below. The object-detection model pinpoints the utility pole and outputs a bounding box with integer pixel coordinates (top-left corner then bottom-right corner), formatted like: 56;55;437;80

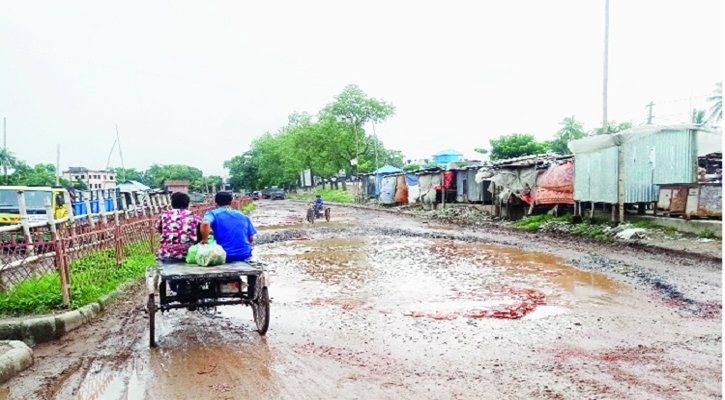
3;117;6;184
646;101;654;124
115;124;126;181
371;121;380;171
602;0;610;135
56;144;60;186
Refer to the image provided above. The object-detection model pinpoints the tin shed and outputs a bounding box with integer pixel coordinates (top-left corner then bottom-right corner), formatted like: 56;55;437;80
570;125;722;204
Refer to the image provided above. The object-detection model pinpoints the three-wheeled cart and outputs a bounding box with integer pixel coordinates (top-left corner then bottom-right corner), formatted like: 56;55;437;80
145;260;270;347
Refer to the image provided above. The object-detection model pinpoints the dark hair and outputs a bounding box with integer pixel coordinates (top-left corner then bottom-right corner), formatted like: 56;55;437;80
215;191;233;206
316;195;321;198
171;192;190;209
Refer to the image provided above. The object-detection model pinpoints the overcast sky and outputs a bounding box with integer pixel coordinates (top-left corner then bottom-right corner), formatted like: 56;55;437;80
1;0;721;176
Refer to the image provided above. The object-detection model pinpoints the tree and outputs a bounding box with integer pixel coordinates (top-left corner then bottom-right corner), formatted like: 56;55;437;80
0;148;17;184
692;109;707;124
707;82;722;124
549;116;587;155
111;167;149;185
488;134;549;161
592;121;632;135
403;164;420;172
9;163;69;186
145;164;203;188
71;177;88;190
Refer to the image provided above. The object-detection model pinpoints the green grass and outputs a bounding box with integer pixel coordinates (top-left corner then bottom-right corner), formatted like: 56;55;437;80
698;230;718;239
241;202;256;215
513;214;572;231
0;242;155;317
294;189;355;204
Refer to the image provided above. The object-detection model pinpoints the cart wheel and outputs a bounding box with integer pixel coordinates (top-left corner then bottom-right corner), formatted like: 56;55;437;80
252;288;270;335
148;294;157;347
325;208;330;222
307;208;315;224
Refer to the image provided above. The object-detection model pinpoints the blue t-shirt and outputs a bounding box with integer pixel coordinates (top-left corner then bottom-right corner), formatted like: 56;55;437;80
203;206;257;262
314;198;323;205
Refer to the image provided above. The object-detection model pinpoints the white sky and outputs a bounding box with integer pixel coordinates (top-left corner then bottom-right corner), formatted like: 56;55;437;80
1;0;721;176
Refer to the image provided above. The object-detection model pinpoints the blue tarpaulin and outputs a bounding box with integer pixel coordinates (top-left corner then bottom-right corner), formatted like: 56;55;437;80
373;165;403;196
404;173;419;186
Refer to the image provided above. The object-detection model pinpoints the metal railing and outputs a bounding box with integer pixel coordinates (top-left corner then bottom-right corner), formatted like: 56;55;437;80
0;190;216;311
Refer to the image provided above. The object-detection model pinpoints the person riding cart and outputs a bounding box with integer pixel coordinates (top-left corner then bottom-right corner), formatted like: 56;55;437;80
313;195;324;217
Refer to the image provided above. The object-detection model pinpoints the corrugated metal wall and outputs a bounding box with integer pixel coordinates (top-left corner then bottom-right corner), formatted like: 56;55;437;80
574;147;619;203
652;130;696;185
574;128;697;204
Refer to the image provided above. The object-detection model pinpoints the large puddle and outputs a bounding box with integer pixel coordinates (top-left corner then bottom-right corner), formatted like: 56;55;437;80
255;235;623;321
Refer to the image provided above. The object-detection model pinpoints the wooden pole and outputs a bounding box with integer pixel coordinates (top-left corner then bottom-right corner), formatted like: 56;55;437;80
63;191;75;236
441;172;446;209
47;198;70;304
618;148;625;222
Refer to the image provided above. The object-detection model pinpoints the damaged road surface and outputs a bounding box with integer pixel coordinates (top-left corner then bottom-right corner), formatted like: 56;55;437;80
3;200;721;399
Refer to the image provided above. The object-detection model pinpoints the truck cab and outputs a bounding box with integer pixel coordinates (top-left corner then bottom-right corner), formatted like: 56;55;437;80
0;186;69;225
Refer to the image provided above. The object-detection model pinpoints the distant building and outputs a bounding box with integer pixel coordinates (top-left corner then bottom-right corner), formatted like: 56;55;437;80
63;167;116;190
433;149;463;164
164;180;190;194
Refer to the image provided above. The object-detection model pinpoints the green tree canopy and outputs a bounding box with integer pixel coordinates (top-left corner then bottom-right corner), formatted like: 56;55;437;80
488;134;549;161
549;116;587;155
225;85;401;191
593;121;633;135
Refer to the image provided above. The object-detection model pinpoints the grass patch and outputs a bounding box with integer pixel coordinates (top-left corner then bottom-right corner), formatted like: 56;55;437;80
241;202;256;215
294;189;355;204
0;243;155;317
513;214;572;231
698;230;717;239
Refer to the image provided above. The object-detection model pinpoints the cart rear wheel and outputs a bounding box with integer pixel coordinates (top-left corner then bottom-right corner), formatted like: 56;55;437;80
325;208;330;222
307;208;315;224
148;294;156;347
252;287;270;335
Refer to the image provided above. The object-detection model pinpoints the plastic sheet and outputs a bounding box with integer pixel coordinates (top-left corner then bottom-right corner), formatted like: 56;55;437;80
419;174;436;204
535;162;575;205
395;175;408;203
379;175;397;204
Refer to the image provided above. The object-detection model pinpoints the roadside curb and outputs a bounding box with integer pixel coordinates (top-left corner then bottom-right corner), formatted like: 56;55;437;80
0;279;140;347
0;341;33;384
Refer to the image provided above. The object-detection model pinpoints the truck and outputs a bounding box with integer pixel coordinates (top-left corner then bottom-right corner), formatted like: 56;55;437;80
0;185;161;226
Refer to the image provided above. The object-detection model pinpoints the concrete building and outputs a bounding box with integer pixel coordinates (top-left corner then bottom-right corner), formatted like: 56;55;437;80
164;180;190;194
63;167;116;190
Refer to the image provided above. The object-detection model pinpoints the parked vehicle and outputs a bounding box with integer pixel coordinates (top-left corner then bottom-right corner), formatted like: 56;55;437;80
270;188;286;200
0;186;69;225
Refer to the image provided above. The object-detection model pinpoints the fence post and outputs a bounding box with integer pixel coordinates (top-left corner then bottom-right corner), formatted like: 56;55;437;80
120;193;130;221
137;193;147;218
46;198;70;304
113;192;124;266
149;217;156;255
16;191;34;255
129;192;140;218
83;191;96;229
63;191;76;236
165;194;171;210
98;190;108;226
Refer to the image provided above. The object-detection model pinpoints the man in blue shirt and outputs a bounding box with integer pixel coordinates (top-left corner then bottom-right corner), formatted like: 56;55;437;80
314;195;323;216
200;192;257;262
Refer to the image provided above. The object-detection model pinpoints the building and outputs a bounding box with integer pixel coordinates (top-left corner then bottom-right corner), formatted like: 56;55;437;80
63;167;116;190
164;180;190;194
433;149;463;164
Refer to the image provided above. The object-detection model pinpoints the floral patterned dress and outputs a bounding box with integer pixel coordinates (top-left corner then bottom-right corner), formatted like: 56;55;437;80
156;209;202;260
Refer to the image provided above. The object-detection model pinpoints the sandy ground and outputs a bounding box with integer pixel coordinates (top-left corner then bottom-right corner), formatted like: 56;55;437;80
1;200;721;400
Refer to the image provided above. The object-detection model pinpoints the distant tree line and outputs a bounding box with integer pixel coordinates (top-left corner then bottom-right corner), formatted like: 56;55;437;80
224;85;403;191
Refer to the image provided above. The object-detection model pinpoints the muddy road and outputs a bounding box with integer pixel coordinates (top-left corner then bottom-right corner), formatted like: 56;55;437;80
2;200;721;399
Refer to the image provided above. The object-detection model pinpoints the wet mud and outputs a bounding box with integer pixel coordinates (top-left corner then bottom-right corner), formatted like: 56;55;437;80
2;200;721;399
